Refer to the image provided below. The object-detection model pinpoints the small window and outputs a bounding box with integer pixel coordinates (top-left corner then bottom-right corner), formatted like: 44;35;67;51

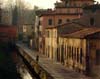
90;18;95;26
48;19;52;25
58;19;62;24
66;19;70;22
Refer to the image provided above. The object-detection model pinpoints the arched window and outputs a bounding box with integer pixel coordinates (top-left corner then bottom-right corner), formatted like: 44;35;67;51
48;19;52;25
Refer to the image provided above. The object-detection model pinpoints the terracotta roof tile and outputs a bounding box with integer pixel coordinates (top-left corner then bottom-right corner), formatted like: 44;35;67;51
58;22;86;35
62;27;100;38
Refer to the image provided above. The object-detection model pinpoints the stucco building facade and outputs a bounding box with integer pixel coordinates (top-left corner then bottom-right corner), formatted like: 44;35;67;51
44;4;100;77
39;0;94;55
58;23;100;76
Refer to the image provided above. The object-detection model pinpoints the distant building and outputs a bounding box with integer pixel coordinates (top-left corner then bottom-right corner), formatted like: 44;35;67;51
22;24;34;40
45;27;57;60
1;8;13;25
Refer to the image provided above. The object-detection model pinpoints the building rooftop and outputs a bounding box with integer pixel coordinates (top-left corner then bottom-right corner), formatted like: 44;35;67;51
57;22;100;38
58;22;86;35
39;9;82;17
83;4;100;10
62;27;100;38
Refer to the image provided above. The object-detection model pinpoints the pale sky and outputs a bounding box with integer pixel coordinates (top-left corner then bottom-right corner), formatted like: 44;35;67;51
24;0;60;9
1;0;100;9
22;0;100;9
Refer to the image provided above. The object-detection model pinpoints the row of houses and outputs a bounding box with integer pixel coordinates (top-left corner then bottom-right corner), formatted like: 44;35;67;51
34;0;100;76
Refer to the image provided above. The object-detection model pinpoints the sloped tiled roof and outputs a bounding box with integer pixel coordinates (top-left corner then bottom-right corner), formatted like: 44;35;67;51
58;22;100;38
61;27;100;38
58;22;86;35
83;4;100;10
0;24;14;27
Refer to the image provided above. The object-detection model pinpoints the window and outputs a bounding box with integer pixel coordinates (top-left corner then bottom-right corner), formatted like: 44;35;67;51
48;19;52;25
58;19;62;24
66;19;70;22
90;18;95;26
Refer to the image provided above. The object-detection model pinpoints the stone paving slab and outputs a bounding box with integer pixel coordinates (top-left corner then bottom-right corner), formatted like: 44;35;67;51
16;43;92;79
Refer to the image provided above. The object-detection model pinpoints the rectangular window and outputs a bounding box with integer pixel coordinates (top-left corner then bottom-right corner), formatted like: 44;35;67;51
48;19;52;25
58;19;62;24
90;18;94;26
